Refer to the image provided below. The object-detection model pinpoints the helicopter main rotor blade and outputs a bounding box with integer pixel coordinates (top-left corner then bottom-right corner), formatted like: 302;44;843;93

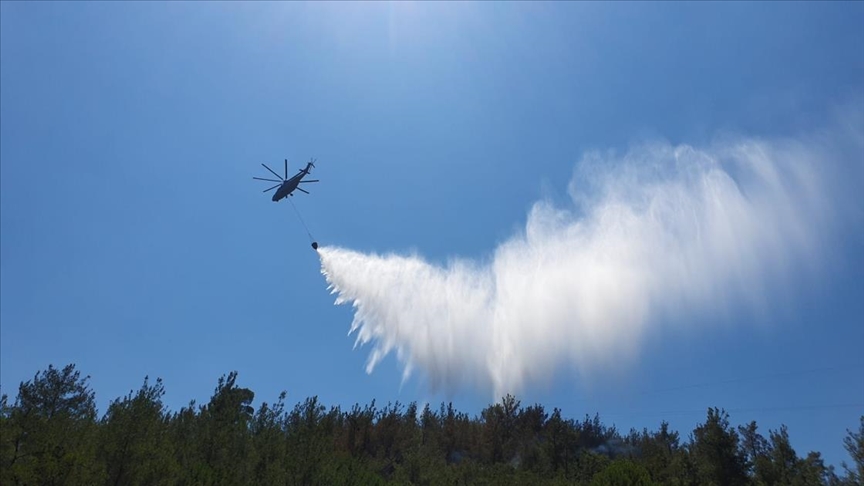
298;179;319;183
284;159;288;179
296;187;310;194
253;177;283;183
262;163;282;180
263;183;281;193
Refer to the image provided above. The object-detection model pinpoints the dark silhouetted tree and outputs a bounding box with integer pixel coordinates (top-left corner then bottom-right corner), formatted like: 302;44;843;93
841;416;864;485
2;364;103;485
628;421;688;484
99;376;175;485
590;459;655;486
251;390;288;484
689;407;749;486
199;371;256;484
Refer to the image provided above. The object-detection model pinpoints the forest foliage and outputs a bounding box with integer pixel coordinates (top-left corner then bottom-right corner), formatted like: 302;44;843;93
1;363;861;485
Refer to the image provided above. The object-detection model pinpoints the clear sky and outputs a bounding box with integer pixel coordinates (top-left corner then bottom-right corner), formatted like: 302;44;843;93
2;1;862;469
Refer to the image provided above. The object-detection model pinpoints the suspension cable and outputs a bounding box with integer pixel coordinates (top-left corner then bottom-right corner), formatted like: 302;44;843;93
288;198;318;249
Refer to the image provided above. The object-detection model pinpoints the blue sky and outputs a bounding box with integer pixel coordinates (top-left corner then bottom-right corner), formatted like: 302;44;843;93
2;1;862;468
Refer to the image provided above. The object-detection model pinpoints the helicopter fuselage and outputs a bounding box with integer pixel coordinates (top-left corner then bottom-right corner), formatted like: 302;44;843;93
272;179;299;202
271;166;313;202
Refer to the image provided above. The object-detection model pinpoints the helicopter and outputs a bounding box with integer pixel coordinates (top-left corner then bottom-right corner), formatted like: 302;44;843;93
254;158;319;202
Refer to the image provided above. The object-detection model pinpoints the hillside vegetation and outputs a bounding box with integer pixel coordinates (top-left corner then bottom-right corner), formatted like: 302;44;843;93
1;364;861;485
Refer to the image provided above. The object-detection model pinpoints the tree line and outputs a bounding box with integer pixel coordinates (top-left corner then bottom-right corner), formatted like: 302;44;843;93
1;363;861;485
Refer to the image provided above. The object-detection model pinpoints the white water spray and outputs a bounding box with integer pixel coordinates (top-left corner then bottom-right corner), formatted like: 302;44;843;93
318;111;863;398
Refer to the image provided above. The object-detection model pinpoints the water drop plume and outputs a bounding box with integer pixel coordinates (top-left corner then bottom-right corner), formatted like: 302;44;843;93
318;110;863;398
